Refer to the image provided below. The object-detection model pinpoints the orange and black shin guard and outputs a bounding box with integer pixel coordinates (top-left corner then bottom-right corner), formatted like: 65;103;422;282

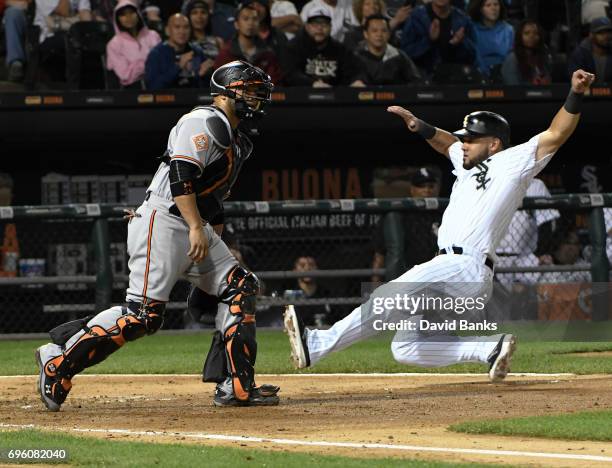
219;265;261;400
224;318;257;401
50;304;164;379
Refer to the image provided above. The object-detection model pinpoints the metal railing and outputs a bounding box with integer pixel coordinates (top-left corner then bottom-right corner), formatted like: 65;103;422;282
0;194;610;332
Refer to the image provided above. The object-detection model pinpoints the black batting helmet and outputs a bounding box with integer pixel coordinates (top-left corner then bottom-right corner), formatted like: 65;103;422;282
210;60;273;120
452;111;510;148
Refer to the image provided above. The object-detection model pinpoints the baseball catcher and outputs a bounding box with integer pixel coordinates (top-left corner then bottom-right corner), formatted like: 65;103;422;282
36;60;280;410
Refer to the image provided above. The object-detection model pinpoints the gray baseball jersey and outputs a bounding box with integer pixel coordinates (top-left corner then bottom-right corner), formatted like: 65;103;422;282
147;105;253;224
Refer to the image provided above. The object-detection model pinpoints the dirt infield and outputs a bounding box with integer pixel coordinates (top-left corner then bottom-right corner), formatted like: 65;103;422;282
1;374;612;467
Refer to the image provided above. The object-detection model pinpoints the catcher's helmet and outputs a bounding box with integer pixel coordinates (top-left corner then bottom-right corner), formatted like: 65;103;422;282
210;60;274;120
452;111;510;148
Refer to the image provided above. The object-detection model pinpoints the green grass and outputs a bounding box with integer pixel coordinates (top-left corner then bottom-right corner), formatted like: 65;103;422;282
494;321;612;343
2;328;612;376
0;429;504;467
449;410;612;442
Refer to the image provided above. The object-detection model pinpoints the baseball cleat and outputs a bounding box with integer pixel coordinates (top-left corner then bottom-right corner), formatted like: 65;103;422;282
487;334;517;382
213;386;280;407
35;345;72;412
283;305;310;369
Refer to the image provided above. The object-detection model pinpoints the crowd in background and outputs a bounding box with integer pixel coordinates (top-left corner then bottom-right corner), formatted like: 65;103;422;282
1;0;612;87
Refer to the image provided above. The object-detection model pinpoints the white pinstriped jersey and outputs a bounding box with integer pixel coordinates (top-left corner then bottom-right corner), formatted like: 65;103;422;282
437;135;554;257
497;178;560;255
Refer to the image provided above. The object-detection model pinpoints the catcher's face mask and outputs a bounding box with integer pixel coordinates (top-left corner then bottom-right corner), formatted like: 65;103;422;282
229;80;274;120
210;60;274;121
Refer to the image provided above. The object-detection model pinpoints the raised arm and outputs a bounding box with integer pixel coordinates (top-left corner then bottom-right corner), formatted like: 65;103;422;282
536;69;595;160
387;106;458;158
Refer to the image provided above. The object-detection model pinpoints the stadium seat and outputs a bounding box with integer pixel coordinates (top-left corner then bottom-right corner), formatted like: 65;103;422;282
100;55;120;90
66;21;113;89
23;24;41;89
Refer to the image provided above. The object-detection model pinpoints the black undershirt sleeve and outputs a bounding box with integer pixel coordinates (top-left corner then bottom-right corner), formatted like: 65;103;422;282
169;159;201;197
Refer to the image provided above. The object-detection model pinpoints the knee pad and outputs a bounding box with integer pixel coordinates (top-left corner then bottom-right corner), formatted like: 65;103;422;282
46;303;165;379
126;300;165;336
224;320;257;401
219;265;260;319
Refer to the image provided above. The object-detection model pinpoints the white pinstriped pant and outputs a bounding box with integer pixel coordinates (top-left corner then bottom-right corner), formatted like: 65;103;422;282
307;253;502;367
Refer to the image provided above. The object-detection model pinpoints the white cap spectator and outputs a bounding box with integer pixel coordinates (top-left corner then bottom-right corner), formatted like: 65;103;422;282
306;5;332;22
300;0;358;42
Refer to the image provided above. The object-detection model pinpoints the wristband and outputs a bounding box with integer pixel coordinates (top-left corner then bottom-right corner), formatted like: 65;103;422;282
563;90;583;114
417;120;436;139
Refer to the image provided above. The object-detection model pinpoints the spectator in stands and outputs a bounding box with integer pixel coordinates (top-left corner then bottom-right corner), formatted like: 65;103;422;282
213;2;282;84
141;0;173;24
0;173;14;206
568;17;612;83
245;0;289;57
93;0;160;26
372;167;441;282
186;0;222;62
145;13;207;89
106;0;161;88
467;0;513;80
3;0;30;82
181;0;238;40
284;255;334;326
524;0;581;54
345;0;414;50
34;0;92;83
205;0;235;40
501;18;552;85
384;0;414;46
487;175;559;321
354;14;421;84
539;229;591;283
495;177;559;285
285;6;365;86
270;0;302;39
343;0;384;50
300;0;358;42
400;0;475;77
582;1;611;27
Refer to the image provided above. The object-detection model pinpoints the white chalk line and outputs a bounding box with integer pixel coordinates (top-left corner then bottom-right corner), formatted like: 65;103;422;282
1;423;611;463
0;372;576;379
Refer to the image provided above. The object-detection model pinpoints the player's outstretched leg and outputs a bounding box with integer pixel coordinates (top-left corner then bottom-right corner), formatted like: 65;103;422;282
204;265;279;406
35;302;164;411
283;274;423;368
390;331;517;382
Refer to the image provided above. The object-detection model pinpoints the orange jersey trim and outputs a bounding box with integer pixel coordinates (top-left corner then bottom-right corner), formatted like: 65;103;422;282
171;155;204;171
198;146;234;197
142;210;157;300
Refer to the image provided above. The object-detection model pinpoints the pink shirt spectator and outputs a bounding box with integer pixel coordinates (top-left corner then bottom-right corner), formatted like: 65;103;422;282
106;0;161;86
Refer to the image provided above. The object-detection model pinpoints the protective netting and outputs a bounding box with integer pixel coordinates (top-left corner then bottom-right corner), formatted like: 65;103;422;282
0;200;608;333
